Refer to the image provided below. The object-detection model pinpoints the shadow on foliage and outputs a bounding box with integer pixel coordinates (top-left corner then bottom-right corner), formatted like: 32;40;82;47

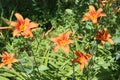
96;66;120;80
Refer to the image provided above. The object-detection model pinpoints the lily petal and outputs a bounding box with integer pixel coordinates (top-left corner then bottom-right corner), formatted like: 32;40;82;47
84;59;89;66
50;37;57;42
80;63;84;71
29;22;39;28
54;45;60;52
12;58;19;63
15;13;24;23
89;5;96;12
10;22;17;27
25;18;31;25
8;64;12;69
101;40;105;46
64;30;72;39
92;19;97;24
13;29;20;37
62;45;69;54
74;51;83;57
72;58;79;63
82;13;90;21
97;8;103;14
86;54;92;59
22;29;33;38
108;39;114;45
0;63;5;68
68;40;74;44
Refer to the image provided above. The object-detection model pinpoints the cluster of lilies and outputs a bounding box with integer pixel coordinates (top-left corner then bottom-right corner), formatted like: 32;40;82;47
0;4;114;71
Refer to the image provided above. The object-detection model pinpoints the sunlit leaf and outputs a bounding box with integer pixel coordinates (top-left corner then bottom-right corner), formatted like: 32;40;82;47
0;76;9;80
38;65;49;71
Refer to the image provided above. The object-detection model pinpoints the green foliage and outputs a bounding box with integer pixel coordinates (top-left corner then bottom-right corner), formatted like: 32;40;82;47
0;0;120;80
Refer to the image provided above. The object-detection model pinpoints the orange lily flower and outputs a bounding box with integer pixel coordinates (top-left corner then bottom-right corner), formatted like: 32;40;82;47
99;0;108;6
94;28;114;46
50;30;74;55
82;5;106;24
10;13;39;38
72;51;92;71
0;51;19;69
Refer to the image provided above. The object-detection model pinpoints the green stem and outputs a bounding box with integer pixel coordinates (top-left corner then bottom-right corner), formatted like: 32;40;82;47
71;50;75;80
72;63;75;80
32;35;42;79
25;38;41;79
19;61;31;80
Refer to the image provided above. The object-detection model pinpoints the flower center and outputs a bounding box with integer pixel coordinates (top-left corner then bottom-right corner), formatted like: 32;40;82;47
90;11;97;19
101;33;107;41
19;24;26;31
3;57;12;64
79;57;85;63
60;40;67;46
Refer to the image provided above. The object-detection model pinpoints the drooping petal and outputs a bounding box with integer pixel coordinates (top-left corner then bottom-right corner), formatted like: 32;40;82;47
94;36;100;40
97;8;103;14
22;29;33;38
98;13;107;17
62;45;69;53
92;19;97;24
99;13;106;17
97;8;103;12
8;63;12;69
25;18;30;22
29;22;39;28
86;54;92;59
50;37;57;42
10;53;14;58
0;63;5;68
108;39;114;45
103;28;107;32
12;58;19;63
107;34;111;39
53;45;60;52
25;18;31;26
80;63;84;71
81;13;90;21
2;51;8;57
84;59;89;66
13;29;20;37
97;8;106;17
101;40;105;46
81;17;89;22
72;58;79;63
74;51;83;57
68;40;74;44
